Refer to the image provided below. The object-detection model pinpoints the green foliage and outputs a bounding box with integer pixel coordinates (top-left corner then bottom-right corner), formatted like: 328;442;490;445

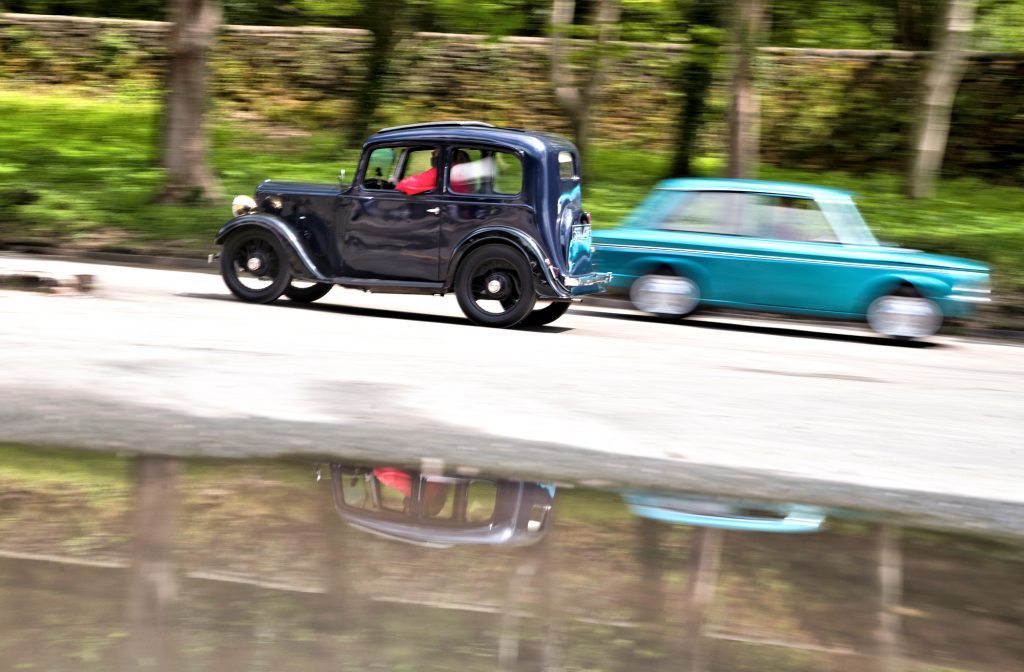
0;90;1021;322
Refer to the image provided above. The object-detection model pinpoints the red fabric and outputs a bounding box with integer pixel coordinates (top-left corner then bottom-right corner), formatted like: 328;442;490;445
395;167;437;195
373;467;413;496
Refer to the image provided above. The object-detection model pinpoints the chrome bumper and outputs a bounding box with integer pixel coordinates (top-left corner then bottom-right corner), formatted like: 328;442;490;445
563;271;612;288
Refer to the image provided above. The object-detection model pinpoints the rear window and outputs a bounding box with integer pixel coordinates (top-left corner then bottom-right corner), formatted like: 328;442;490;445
558;151;577;179
449;147;523;196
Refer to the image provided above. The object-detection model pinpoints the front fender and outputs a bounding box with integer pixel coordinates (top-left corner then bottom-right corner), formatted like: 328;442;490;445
857;273;951;313
215;213;330;283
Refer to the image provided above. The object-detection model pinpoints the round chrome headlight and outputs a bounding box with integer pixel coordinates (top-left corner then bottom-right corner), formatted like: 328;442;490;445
231;195;257;217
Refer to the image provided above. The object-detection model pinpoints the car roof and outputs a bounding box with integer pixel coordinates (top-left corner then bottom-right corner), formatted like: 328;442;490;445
364;122;575;159
656;178;853;200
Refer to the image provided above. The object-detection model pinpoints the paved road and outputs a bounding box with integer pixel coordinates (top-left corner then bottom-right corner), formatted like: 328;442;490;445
2;253;1022;534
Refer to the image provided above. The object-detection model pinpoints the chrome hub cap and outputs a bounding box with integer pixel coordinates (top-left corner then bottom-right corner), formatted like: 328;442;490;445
486;278;503;294
245;254;267;274
867;295;942;338
631;275;700;316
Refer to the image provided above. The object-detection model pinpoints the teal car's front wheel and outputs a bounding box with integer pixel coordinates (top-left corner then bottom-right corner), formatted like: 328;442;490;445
866;290;943;339
630;273;701;318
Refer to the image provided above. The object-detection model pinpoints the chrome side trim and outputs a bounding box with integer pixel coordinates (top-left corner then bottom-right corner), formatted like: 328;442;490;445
593;242;987;275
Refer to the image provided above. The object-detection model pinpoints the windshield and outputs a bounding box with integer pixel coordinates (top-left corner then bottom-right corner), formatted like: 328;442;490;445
819;199;879;246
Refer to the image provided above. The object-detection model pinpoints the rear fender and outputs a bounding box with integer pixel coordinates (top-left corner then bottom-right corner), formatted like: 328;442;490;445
448;228;569;300
622;256;711;296
216;213;330;282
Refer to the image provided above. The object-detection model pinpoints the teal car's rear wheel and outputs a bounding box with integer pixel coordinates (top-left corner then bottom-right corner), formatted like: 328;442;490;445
867;288;943;339
630;273;700;318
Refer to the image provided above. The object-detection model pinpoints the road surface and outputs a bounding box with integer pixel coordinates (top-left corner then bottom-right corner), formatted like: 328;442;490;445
1;253;1022;534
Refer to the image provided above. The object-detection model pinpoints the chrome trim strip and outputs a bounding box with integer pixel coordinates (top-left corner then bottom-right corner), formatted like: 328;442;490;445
593;242;987;275
949;295;992;303
564;271;613;287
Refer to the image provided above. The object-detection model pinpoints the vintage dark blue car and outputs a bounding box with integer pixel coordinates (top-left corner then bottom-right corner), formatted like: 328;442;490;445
328;463;555;547
213;121;610;327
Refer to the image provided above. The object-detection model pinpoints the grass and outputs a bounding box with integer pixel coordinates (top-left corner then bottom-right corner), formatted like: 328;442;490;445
1;89;1021;323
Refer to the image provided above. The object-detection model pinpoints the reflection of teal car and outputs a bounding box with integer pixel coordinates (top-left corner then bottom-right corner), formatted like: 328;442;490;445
593;179;991;338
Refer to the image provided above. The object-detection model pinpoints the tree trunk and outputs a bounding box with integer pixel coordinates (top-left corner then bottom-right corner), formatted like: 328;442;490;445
158;0;222;204
550;0;621;172
726;0;765;180
122;457;183;672
907;0;977;199
671;1;723;177
350;0;407;143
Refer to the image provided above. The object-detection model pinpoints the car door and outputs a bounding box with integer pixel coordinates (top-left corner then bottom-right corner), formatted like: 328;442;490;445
339;145;445;282
733;193;869;313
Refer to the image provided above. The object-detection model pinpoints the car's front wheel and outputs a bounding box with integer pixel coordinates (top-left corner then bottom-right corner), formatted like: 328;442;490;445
630;272;700;318
455;244;537;328
866;287;943;338
220;229;291;303
284;281;333;304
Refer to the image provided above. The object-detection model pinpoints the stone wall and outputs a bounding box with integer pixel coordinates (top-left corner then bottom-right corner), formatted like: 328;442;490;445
2;12;1022;180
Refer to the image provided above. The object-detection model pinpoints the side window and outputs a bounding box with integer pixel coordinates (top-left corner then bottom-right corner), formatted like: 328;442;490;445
740;194;838;242
362;147;398;189
658;191;739;235
449;147;523;196
362;146;438;193
558;151;577;179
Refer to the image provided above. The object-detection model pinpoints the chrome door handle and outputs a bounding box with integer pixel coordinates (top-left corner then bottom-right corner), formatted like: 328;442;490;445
427;207;441;215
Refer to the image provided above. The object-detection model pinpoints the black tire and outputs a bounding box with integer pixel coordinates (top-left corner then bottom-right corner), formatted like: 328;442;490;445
455;244;537;328
521;301;571;327
220;229;291;303
284;281;333;303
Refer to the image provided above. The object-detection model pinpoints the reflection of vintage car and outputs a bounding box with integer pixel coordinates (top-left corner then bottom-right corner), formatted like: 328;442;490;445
622;492;826;533
214;121;610;328
593;179;991;338
328;464;555;547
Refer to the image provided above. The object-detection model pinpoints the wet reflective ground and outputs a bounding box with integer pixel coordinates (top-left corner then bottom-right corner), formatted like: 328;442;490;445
0;445;1020;672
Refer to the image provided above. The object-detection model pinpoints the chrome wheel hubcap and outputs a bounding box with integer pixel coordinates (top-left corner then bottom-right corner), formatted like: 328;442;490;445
867;295;942;338
631;275;700;316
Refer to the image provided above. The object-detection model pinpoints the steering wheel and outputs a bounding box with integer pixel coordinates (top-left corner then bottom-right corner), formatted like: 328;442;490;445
363;178;395;190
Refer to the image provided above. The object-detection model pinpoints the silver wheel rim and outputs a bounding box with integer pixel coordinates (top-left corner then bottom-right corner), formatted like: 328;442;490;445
867;295;942;338
630;275;700;316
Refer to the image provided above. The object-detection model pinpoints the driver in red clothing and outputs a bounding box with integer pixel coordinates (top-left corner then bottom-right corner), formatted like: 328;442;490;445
395;149;439;195
395;149;472;195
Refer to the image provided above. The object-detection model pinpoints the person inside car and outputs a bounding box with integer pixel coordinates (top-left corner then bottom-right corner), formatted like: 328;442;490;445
395;149;472;195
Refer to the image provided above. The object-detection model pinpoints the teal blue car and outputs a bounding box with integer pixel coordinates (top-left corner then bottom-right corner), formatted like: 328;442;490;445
592;179;991;338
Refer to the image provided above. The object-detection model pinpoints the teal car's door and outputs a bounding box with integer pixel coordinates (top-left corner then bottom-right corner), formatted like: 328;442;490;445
732;193;870;314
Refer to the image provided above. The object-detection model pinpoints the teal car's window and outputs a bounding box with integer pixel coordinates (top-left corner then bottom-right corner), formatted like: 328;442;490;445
656;191;740;235
740;194;839;243
448;147;522;196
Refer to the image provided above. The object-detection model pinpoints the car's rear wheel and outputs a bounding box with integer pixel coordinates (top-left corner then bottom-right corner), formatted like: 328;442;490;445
455;244;536;328
867;286;942;339
284;281;333;304
521;301;571;327
630;272;700;318
220;229;291;303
